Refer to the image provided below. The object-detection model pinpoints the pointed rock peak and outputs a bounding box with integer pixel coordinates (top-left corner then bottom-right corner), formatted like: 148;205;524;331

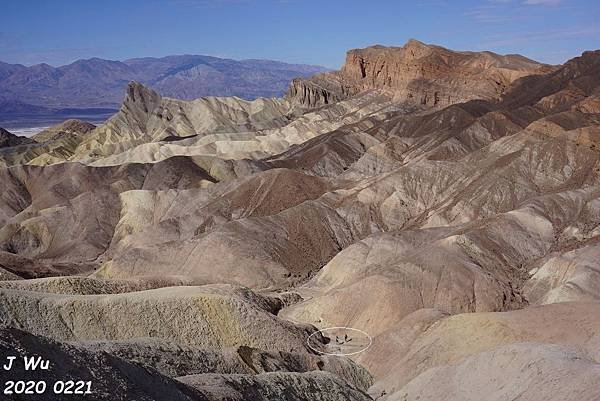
402;39;435;58
126;81;160;102
124;81;161;112
565;49;600;73
404;38;428;48
0;126;34;148
0;127;14;139
581;49;600;58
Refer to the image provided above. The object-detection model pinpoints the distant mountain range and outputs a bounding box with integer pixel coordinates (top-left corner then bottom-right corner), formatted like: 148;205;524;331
0;55;328;119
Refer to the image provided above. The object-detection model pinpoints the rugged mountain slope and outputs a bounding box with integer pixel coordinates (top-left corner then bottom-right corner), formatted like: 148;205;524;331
0;82;403;169
0;127;34;148
32;119;96;143
79;90;399;167
69;81;297;159
287;39;551;109
0;82;299;166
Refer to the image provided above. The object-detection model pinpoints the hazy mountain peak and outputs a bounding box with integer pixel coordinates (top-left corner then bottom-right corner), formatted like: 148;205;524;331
0;54;329;118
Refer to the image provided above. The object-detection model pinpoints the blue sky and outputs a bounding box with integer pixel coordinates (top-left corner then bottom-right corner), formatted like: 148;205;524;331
0;0;598;68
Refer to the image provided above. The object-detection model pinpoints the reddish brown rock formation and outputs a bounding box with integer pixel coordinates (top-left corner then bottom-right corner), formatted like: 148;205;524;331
288;39;552;109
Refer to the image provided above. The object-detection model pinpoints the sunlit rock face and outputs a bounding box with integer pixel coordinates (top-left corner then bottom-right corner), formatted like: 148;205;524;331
286;39;552;109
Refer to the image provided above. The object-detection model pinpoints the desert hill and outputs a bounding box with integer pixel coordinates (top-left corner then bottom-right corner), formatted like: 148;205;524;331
0;40;599;401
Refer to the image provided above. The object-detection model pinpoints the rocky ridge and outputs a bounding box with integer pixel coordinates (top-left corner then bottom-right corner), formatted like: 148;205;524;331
32;119;96;143
287;39;552;109
0;127;34;148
